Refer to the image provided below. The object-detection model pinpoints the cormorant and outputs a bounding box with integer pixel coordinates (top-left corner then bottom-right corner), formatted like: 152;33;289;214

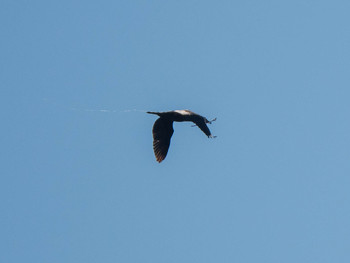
147;110;216;163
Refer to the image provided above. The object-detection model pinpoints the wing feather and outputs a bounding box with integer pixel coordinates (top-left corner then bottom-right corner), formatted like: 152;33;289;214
152;118;174;162
193;118;212;137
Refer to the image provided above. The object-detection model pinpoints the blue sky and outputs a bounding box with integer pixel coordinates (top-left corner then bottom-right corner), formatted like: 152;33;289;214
1;0;350;262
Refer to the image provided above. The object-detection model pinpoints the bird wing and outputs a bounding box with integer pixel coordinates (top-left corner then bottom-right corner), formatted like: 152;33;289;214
152;118;174;163
192;119;212;137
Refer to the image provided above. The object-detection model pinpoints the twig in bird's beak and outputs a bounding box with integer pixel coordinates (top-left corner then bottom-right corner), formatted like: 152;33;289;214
192;118;217;127
207;118;217;124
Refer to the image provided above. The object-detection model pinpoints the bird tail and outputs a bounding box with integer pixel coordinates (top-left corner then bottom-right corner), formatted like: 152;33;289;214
147;111;161;116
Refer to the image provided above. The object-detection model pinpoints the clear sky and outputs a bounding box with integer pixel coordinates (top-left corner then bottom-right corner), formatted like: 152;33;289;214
1;1;350;262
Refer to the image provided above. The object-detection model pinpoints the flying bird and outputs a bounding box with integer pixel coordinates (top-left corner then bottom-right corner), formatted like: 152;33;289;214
147;110;216;163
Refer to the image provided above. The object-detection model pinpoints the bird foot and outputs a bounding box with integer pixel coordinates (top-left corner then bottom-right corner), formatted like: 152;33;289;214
209;135;217;138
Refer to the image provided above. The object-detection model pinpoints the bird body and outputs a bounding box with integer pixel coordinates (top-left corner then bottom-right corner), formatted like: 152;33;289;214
147;110;216;162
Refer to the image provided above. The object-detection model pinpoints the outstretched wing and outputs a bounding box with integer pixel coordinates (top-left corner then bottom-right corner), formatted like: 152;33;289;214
152;118;174;163
192;118;212;137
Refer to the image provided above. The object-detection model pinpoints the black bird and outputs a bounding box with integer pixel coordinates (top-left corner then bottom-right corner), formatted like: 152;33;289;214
147;110;216;163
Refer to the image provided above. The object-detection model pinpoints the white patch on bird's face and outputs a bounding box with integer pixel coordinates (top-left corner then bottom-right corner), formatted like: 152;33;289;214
174;110;192;115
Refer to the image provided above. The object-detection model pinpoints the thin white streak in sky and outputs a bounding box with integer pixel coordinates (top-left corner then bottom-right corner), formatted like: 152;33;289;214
43;98;146;114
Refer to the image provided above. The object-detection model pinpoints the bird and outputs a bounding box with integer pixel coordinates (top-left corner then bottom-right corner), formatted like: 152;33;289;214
147;110;216;163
